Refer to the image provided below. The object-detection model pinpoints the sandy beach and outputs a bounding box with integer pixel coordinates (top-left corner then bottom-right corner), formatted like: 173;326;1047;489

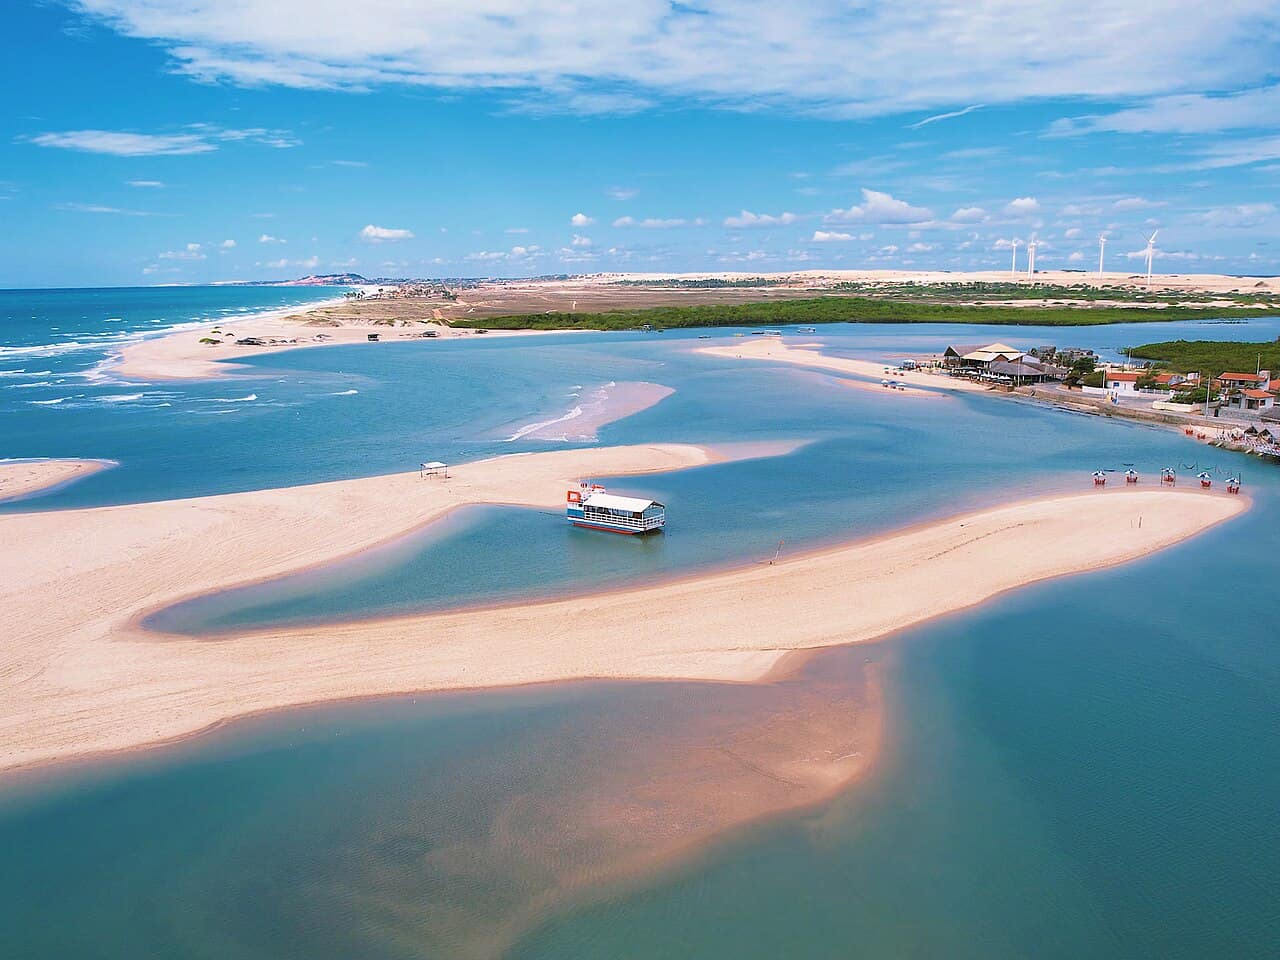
0;458;114;502
698;338;993;394
111;301;554;381
0;437;1244;776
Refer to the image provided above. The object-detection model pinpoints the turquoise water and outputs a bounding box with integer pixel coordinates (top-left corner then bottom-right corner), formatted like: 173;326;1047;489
2;290;1279;957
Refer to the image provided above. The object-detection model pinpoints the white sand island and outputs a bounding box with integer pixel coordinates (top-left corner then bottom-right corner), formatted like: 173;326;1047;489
0;439;1245;776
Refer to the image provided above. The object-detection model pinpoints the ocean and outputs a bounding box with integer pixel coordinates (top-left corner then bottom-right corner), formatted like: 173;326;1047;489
1;286;1278;958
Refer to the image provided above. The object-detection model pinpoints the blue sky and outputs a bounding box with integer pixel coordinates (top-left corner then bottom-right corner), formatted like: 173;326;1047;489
4;0;1280;287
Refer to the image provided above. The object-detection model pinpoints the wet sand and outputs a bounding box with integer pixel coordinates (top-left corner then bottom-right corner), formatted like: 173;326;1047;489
0;454;1243;777
0;458;114;503
503;381;675;442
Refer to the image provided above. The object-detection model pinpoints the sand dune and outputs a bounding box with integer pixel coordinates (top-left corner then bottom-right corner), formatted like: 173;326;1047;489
0;433;1243;776
0;458;113;503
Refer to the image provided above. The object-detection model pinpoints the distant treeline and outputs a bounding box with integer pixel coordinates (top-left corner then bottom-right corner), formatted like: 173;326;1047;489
1129;339;1280;378
449;297;1273;331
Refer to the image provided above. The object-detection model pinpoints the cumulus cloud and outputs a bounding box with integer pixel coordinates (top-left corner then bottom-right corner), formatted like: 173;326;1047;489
1004;196;1040;215
811;230;853;242
24;125;299;156
61;1;1280;118
258;233;285;243
950;206;987;222
570;212;594;226
219;239;236;249
723;209;799;228
359;224;414;242
827;189;932;224
571;234;592;247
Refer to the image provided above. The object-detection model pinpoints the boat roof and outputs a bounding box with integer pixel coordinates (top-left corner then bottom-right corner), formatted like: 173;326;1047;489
583;492;661;512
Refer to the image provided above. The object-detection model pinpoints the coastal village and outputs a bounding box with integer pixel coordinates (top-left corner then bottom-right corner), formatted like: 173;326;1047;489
890;338;1280;461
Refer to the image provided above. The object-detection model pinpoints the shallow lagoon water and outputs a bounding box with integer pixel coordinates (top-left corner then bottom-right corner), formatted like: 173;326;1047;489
3;288;1279;958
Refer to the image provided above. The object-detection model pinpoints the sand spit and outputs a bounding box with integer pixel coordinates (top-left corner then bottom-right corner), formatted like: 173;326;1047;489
699;338;993;394
112;308;553;382
0;458;114;503
0;441;1243;776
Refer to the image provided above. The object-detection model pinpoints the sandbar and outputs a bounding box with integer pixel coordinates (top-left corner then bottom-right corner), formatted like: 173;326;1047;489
0;458;114;503
698;338;993;394
0;436;1244;775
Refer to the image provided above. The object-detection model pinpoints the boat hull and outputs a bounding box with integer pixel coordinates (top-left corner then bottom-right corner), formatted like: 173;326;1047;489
567;518;662;535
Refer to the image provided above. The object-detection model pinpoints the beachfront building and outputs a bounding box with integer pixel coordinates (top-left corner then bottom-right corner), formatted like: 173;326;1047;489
943;342;1025;370
1216;370;1273;412
1103;371;1142;394
942;342;1065;384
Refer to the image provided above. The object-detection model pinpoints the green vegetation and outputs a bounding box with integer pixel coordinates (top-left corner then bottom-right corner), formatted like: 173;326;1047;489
1129;339;1280;379
449;297;1272;332
1172;385;1220;405
1082;370;1106;388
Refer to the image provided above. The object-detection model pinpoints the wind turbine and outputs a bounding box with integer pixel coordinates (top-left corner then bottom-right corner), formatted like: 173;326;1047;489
1027;237;1038;278
1097;234;1107;279
1010;238;1020;275
1144;230;1158;287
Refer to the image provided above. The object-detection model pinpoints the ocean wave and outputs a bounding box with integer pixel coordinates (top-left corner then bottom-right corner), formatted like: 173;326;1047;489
330;389;359;396
199;393;258;403
9;381;59;389
505;404;585;442
97;393;146;403
28;397;71;405
0;369;53;378
104;317;124;323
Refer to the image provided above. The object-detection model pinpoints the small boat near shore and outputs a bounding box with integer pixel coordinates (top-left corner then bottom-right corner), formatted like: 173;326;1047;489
566;482;666;535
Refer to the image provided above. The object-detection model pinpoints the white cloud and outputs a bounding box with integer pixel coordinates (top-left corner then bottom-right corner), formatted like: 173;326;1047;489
63;1;1280;117
1064;227;1082;239
1113;196;1160;210
258;233;285;243
1051;85;1280;136
505;227;530;234
55;202;166;216
219;238;236;248
159;243;206;260
1196;203;1277;228
906;103;984;129
359;224;414;242
1068;251;1085;262
811;230;853;242
571;234;593;247
607;186;637;200
612;216;693;228
1004;196;1040;215
570;212;594;226
950;206;987;222
126;179;165;188
24;125;299;156
723;209;799;228
331;159;368;167
827;189;932;224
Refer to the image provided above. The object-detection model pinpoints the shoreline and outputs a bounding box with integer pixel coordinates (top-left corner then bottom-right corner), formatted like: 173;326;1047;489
0;460;1246;777
0;457;115;503
109;294;559;381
